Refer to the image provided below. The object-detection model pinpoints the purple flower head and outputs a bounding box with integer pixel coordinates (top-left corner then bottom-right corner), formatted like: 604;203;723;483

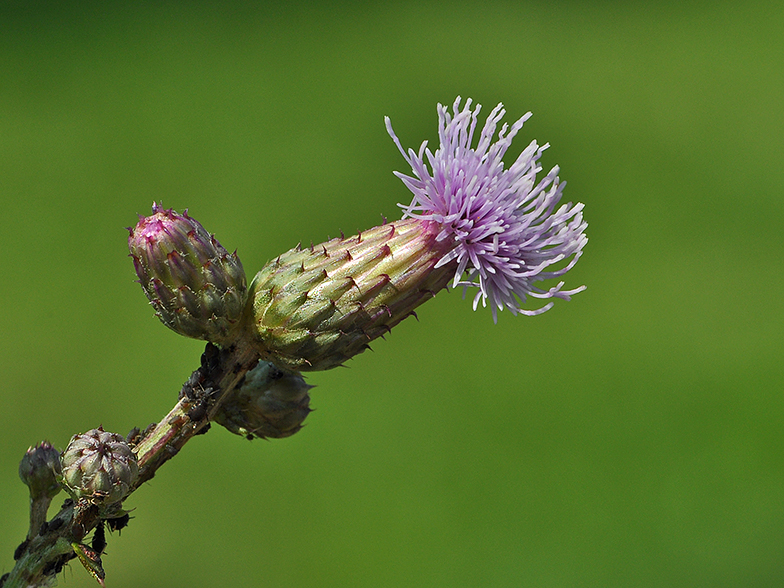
385;97;587;322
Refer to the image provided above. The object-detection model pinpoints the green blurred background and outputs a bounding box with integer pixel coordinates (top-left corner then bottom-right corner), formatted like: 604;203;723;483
1;2;782;586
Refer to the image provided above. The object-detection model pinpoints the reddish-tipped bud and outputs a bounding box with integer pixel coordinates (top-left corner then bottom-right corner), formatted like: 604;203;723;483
214;361;313;439
19;441;63;540
249;218;455;371
19;441;62;501
61;428;139;507
128;203;248;345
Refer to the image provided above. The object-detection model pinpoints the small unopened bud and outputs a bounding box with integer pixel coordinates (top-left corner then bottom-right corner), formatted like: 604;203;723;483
61;428;139;506
128;203;248;345
249;218;454;371
214;361;313;439
19;441;62;501
19;441;63;540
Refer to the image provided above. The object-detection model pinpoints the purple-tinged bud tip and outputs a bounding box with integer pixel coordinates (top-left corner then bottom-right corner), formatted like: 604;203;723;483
19;441;62;500
128;203;248;345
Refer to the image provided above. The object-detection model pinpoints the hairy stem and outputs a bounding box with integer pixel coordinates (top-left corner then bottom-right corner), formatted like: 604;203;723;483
27;496;54;542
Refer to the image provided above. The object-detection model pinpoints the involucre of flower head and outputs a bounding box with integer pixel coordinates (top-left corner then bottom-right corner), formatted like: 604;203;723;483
249;218;455;371
214;360;313;439
128;203;248;345
19;441;62;501
386;97;588;321
247;98;587;370
61;428;139;506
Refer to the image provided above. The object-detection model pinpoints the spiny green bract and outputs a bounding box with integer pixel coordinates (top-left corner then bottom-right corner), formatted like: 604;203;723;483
249;218;455;371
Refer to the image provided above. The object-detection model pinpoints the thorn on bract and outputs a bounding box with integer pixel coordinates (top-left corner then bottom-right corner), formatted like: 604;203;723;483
346;276;360;293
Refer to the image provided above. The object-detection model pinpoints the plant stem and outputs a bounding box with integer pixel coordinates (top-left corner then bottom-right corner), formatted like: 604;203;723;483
27;496;54;541
3;341;260;588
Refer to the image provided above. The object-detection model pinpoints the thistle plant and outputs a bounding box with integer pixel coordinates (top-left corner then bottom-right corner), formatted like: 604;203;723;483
3;98;587;587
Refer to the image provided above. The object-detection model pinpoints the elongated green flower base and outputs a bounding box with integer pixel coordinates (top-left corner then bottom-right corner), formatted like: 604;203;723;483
250;218;456;371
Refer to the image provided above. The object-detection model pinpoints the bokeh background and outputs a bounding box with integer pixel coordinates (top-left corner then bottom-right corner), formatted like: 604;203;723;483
1;2;782;587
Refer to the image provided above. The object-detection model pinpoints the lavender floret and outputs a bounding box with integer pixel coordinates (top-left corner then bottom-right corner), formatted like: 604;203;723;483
386;97;588;321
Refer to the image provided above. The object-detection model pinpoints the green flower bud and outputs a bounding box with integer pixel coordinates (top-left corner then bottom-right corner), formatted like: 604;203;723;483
128;203;248;345
214;361;312;439
249;218;454;370
19;441;62;501
61;428;139;506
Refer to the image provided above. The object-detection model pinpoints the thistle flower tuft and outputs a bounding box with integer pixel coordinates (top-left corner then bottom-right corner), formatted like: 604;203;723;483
61;428;139;507
128;203;248;344
386;97;587;321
